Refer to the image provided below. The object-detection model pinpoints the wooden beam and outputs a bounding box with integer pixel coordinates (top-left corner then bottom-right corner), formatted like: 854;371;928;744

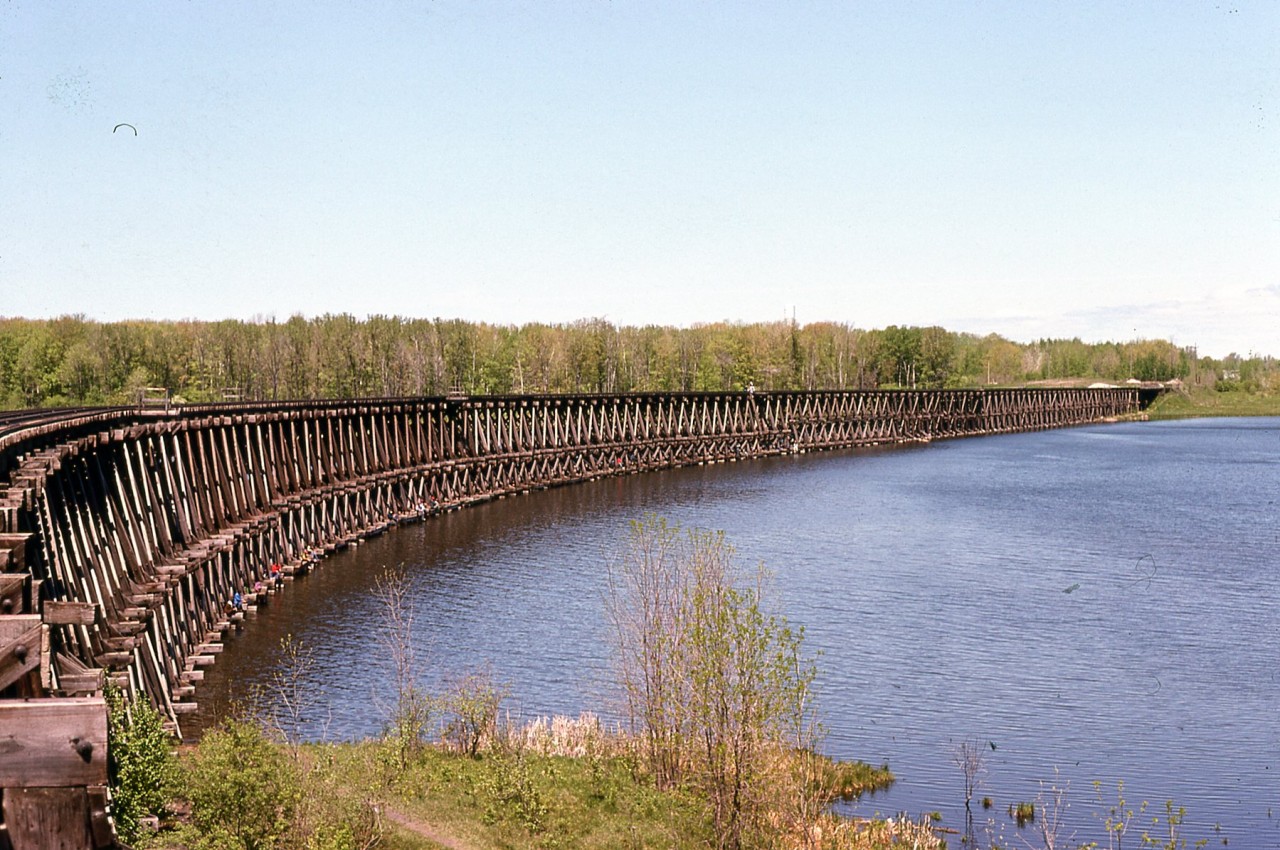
1;787;96;849
0;573;25;614
0;615;41;691
58;669;104;695
88;785;114;848
0;697;107;787
93;651;131;668
41;601;97;626
0;532;33;570
41;619;51;692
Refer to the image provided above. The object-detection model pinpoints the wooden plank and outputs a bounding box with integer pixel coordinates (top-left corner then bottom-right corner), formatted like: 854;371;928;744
88;785;113;848
0;532;33;569
0;572;25;614
1;786;94;849
42;601;97;626
0;697;107;787
93;651;131;667
111;620;146;636
99;636;136;652
59;669;104;694
41;621;51;691
0;615;42;691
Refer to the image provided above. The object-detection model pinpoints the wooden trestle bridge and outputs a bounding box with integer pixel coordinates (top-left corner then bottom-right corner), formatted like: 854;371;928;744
0;386;1152;847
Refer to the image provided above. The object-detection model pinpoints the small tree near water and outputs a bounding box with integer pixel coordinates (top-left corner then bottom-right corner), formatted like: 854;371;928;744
606;516;822;850
375;568;434;770
444;665;508;757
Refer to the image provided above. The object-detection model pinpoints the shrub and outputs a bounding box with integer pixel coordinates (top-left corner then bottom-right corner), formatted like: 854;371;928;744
443;666;507;757
106;686;180;845
480;752;548;834
293;745;383;850
183;718;301;850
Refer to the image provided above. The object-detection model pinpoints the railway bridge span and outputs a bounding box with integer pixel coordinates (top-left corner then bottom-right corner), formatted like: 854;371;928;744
0;387;1150;847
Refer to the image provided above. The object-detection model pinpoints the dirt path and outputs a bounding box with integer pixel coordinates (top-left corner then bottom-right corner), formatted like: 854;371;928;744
382;807;476;850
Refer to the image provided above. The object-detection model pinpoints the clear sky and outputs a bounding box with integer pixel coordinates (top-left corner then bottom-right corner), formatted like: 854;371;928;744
2;1;1276;358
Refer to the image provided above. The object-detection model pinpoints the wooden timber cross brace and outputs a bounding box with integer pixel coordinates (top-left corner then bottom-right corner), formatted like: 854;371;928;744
0;531;112;849
0;387;1160;847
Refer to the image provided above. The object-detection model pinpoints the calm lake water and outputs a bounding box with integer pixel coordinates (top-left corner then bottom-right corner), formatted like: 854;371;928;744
192;417;1280;847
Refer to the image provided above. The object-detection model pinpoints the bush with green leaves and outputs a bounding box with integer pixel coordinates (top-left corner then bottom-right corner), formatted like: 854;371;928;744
182;717;301;850
106;686;180;845
444;666;508;757
480;752;548;834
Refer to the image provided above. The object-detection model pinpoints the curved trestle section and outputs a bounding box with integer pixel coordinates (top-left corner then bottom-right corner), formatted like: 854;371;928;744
1;388;1142;732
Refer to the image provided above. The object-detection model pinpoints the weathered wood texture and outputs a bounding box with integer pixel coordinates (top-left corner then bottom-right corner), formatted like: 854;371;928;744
0;616;42;691
1;786;112;849
0;698;107;787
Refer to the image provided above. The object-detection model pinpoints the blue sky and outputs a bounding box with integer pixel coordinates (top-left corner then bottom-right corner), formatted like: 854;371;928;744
2;1;1276;357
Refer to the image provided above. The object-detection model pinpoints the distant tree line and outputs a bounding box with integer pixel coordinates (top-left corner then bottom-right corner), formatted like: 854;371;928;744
0;314;1271;408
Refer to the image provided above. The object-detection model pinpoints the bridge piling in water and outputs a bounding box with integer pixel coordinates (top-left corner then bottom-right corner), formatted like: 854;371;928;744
0;387;1149;847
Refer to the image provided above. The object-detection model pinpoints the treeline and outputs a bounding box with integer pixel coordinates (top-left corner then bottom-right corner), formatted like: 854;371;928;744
0;314;1270;408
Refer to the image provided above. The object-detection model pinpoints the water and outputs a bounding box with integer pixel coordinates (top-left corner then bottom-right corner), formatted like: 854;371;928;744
192;417;1280;847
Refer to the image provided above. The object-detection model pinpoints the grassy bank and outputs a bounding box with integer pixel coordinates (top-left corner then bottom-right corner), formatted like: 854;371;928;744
286;739;713;850
134;714;910;850
1145;387;1280;419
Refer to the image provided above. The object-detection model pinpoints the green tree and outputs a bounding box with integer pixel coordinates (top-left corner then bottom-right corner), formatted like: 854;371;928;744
3;315;1274;406
58;339;105;402
437;318;478;393
917;326;956;388
13;322;66;404
878;325;922;388
607;517;821;850
106;687;180;845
